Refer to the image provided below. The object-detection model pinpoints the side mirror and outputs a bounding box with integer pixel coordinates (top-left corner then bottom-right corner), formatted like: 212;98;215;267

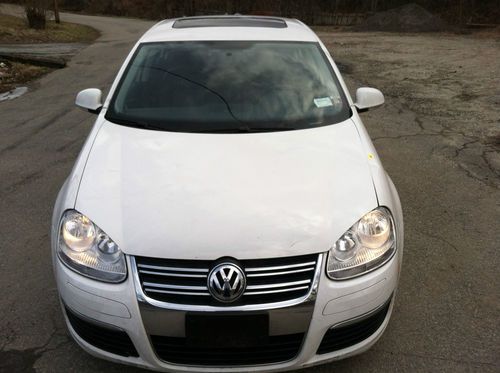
354;87;384;112
75;88;102;114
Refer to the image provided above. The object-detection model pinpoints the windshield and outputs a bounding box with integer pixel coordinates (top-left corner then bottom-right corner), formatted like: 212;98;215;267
106;41;350;133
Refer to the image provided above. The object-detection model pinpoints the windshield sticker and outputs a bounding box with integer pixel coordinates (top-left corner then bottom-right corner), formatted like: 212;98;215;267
331;95;342;106
314;97;333;108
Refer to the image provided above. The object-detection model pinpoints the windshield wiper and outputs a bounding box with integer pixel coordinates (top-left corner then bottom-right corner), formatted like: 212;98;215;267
197;126;295;134
138;64;247;126
106;116;165;131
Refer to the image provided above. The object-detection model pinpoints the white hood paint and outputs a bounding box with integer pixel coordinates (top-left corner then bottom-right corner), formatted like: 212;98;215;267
75;118;377;260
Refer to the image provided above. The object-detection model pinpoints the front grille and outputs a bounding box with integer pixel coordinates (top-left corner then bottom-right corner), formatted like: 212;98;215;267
151;333;304;366
134;253;319;306
317;297;392;354
65;306;139;357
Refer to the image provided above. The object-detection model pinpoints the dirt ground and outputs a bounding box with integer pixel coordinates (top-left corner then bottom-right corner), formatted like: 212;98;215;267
0;13;99;44
317;29;500;189
0;12;99;94
0;59;52;93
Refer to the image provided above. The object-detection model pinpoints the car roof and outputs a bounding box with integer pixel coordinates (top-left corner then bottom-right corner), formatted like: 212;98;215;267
140;15;319;43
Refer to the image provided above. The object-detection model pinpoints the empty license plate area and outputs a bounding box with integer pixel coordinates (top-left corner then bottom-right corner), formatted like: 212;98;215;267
185;313;269;347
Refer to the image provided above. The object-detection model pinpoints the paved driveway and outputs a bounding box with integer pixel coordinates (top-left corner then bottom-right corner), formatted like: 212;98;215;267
0;6;498;373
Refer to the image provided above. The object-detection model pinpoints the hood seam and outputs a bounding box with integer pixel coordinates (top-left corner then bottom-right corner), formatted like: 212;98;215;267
350;117;380;206
73;117;107;209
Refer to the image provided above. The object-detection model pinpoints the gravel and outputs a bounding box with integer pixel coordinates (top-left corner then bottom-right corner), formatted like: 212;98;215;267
355;3;449;32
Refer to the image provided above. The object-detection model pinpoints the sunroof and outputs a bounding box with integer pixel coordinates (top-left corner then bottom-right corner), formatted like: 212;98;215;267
172;17;287;29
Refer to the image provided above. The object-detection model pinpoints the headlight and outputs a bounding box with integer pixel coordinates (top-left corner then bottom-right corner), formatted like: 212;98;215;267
327;207;396;280
57;210;126;283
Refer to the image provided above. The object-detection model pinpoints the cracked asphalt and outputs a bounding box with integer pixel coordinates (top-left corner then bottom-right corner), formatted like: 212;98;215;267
0;6;499;373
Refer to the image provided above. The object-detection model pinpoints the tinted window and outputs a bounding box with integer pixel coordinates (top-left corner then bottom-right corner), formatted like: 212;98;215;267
106;41;350;133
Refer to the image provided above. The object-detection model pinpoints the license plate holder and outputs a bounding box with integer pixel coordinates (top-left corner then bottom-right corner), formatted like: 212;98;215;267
185;313;269;348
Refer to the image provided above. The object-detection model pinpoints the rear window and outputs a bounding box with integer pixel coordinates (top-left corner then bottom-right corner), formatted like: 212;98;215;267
106;41;350;133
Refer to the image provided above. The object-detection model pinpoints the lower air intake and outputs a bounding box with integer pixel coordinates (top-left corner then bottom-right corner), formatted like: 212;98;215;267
65;306;139;357
317;297;392;354
151;333;304;366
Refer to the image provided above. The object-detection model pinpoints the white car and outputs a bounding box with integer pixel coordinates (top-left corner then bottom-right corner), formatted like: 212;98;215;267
52;16;403;372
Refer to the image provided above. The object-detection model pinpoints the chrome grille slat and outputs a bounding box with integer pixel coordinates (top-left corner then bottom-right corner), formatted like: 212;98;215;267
139;269;206;278
145;288;210;296
143;282;208;291
135;254;319;306
246;267;315;277
244;286;310;295
137;263;208;273
246;279;310;290
245;261;316;272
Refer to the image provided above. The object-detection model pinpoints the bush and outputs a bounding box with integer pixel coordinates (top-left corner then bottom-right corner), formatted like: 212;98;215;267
24;0;49;29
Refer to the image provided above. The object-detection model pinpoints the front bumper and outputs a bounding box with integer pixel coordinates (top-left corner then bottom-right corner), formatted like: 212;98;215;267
55;250;400;372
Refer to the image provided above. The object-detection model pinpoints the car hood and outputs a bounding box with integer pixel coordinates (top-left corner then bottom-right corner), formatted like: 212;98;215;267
75;118;377;260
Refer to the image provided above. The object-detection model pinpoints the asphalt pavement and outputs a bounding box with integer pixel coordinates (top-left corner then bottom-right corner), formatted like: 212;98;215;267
0;6;498;373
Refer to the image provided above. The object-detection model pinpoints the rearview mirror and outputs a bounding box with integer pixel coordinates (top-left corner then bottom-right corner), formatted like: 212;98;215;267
75;88;102;114
354;87;384;112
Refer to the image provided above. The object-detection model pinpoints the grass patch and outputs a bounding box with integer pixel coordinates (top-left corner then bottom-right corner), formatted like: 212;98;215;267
0;13;99;43
0;59;52;93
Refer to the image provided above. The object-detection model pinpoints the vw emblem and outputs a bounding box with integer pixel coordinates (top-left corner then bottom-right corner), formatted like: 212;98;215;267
208;263;246;303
